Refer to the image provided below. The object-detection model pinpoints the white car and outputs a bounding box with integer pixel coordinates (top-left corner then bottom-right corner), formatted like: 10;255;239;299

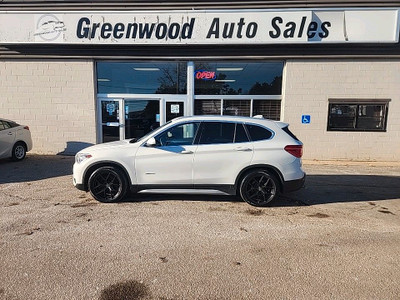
73;115;305;207
0;118;33;161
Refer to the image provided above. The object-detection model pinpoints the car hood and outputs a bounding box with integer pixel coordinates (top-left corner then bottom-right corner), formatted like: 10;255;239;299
78;140;139;153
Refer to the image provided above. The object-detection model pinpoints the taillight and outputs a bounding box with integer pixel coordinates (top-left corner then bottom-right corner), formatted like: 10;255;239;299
24;126;30;130
284;145;303;158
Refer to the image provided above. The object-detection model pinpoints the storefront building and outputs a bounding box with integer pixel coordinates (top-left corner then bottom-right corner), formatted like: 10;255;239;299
1;1;399;161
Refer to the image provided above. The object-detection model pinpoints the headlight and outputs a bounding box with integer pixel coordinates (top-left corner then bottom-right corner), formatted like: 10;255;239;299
75;153;92;164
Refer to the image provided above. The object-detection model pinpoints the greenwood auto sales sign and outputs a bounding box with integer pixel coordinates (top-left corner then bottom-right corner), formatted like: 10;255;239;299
0;9;398;44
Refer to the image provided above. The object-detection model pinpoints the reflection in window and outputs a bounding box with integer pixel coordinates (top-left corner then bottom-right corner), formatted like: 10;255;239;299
195;99;281;120
194;99;221;115
223;100;250;116
156;122;200;146
328;101;389;131
124;100;160;139
194;62;283;95
97;62;187;94
253;100;281;120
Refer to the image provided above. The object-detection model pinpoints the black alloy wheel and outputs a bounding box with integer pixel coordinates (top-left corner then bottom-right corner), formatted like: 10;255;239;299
239;170;279;207
88;166;128;203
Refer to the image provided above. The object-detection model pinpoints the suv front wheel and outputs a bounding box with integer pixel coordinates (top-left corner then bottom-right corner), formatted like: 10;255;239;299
88;166;128;203
239;170;279;207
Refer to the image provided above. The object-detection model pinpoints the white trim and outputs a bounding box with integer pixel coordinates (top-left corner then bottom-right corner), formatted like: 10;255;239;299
187;61;195;116
97;93;187;100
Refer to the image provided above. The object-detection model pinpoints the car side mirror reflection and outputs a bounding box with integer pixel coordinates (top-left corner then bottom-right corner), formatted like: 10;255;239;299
146;137;157;147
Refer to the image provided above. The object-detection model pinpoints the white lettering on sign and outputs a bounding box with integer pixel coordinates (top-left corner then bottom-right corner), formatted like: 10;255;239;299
0;9;398;44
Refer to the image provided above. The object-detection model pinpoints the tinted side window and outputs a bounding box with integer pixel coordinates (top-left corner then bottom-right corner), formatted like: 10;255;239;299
156;122;200;146
199;122;235;144
235;123;249;143
0;121;5;131
246;124;273;141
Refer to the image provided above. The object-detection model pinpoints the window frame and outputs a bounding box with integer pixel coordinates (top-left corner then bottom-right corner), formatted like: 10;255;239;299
327;99;390;132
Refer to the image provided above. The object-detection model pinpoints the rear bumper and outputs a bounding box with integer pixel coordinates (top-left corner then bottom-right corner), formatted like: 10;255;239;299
282;174;306;193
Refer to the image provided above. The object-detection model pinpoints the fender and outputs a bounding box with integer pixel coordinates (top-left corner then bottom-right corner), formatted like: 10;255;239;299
82;160;133;190
235;164;285;190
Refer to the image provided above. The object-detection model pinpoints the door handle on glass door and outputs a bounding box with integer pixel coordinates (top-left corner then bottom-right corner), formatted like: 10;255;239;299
180;150;193;154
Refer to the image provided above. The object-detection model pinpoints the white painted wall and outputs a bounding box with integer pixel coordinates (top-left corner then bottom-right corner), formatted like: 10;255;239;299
284;60;400;161
1;58;399;161
0;60;96;154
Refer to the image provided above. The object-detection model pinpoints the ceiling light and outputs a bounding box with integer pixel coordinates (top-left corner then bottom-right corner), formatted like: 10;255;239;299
97;78;110;82
215;79;236;83
216;68;244;71
133;67;160;71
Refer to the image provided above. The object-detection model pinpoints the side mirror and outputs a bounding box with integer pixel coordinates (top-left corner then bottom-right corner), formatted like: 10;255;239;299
146;137;157;147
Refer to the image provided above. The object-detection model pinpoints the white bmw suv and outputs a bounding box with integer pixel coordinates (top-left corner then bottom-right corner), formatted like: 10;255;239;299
73;115;305;207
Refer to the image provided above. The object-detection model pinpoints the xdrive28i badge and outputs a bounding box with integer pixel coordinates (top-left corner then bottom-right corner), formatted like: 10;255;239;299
34;14;66;42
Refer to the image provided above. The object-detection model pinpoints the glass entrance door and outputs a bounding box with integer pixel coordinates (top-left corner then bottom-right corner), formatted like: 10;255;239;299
100;100;122;143
166;101;184;122
124;99;160;139
99;98;185;143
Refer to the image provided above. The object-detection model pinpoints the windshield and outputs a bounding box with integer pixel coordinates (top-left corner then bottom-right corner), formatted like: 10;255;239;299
136;120;173;143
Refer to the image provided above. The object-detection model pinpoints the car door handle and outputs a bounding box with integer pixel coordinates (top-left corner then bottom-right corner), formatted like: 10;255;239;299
235;147;252;152
7;132;13;135
180;150;193;154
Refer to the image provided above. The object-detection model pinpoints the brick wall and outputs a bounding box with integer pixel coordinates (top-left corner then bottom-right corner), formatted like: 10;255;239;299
284;60;400;161
0;60;96;154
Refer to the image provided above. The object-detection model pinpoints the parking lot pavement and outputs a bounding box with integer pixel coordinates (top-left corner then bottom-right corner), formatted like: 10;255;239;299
1;155;400;300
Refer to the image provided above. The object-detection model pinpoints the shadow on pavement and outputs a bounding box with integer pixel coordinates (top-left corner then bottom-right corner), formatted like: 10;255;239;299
1;155;399;206
284;175;400;205
124;174;400;207
0;154;74;184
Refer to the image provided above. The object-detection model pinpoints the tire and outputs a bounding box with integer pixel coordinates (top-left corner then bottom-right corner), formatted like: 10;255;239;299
239;170;279;207
12;142;27;161
88;166;128;203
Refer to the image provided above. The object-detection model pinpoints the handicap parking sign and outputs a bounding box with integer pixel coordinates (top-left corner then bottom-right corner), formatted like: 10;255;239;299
302;115;311;124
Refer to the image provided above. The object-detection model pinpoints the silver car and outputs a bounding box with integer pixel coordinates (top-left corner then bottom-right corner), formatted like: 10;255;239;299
0;118;33;161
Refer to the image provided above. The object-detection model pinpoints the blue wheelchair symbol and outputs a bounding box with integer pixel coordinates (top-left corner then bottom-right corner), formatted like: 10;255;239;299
302;115;311;124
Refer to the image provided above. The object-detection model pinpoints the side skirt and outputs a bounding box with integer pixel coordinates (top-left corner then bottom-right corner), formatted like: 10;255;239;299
130;184;237;195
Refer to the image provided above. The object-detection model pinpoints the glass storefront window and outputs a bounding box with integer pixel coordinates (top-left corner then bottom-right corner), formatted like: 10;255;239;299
223;100;251;116
97;62;187;94
194;99;221;115
194;62;283;95
328;101;389;132
253;100;281;120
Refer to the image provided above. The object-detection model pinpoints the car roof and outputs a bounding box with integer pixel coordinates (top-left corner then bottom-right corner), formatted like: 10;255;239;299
0;118;16;123
170;115;288;128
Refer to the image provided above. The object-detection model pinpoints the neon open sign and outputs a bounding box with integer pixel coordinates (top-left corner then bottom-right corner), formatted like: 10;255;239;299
195;70;216;80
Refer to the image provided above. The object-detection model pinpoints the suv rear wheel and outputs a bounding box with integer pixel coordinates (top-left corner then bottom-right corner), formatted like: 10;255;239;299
239;170;279;207
88;166;128;203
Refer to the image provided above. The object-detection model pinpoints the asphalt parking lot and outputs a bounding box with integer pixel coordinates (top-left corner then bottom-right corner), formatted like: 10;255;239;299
1;155;400;300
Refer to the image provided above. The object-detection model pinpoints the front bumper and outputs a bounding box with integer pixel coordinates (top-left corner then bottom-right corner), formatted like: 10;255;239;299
73;174;87;191
282;174;306;193
74;183;86;191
